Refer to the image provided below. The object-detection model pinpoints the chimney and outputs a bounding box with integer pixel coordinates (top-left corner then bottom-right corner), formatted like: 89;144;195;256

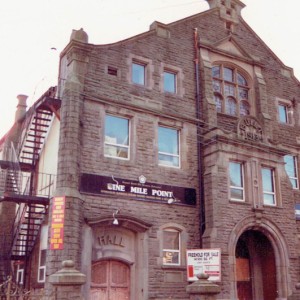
206;0;245;24
15;94;28;122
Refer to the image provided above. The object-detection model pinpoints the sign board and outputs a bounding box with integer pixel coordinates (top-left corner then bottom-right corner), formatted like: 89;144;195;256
50;196;65;250
186;248;221;281
80;173;196;205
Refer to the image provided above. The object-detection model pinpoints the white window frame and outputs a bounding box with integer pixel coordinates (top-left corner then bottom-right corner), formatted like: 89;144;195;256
276;97;294;125
162;229;181;266
284;155;299;189
37;225;48;283
261;167;276;206
278;103;289;123
229;161;245;201
158;126;180;168
104;114;130;160
163;70;177;93
16;264;24;284
132;61;146;86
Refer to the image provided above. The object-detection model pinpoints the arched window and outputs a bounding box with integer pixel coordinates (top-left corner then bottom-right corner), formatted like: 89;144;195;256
163;228;180;265
158;224;188;267
212;65;250;117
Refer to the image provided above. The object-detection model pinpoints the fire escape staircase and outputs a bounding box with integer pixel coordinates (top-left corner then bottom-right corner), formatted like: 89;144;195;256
0;87;60;284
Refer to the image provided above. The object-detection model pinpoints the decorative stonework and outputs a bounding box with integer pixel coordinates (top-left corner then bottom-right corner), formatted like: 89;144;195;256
238;116;263;142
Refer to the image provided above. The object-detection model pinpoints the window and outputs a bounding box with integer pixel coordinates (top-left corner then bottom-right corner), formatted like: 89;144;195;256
262;167;276;205
229;162;244;201
16;263;24;284
295;204;300;220
278;104;288;123
284;155;298;189
278;103;292;124
132;62;145;85
212;65;250;116
38;225;48;283
104;115;129;160
164;71;176;93
158;126;179;167
163;229;180;265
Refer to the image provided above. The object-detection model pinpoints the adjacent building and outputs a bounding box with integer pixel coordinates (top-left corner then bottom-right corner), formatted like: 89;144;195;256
1;0;300;299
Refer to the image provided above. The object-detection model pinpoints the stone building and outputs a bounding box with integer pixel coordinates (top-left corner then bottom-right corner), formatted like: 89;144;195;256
0;0;300;299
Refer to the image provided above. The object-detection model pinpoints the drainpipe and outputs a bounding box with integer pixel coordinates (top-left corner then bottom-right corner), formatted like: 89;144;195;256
194;28;205;247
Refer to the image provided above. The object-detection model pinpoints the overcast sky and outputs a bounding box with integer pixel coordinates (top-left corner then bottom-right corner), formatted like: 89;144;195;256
1;0;299;138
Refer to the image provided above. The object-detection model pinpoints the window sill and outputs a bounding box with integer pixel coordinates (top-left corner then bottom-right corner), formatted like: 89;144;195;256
278;121;294;126
161;265;186;271
216;112;239;120
229;199;251;205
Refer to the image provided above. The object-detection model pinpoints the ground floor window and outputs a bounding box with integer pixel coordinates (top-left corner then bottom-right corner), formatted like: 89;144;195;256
163;229;180;265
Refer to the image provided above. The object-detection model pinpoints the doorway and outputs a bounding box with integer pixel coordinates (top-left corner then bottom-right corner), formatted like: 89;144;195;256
90;260;130;300
236;230;277;300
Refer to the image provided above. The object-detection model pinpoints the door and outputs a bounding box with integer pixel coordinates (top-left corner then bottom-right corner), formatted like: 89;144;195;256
236;230;277;300
91;260;130;300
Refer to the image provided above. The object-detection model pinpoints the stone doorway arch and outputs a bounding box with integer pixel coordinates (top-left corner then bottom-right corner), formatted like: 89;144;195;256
228;216;290;299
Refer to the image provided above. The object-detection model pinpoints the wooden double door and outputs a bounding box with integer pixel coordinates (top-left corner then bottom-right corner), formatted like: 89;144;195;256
90;260;130;300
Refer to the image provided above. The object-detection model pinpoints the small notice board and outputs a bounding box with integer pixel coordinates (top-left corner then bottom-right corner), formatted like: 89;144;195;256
186;248;221;281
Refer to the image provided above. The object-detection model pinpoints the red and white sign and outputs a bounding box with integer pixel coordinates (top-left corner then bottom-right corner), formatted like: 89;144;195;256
50;196;65;250
186;248;221;281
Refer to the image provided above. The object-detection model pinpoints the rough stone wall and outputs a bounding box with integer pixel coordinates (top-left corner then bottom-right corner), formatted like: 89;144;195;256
43;4;300;299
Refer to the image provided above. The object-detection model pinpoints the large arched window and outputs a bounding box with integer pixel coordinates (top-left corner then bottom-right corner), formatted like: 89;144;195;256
212;65;250;117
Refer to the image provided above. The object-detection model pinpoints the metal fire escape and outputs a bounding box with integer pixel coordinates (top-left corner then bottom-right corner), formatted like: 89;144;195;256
0;87;61;287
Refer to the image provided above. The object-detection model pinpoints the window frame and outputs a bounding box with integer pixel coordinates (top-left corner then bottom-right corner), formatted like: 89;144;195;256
212;64;251;117
162;228;181;266
261;166;276;206
163;70;177;94
132;61;146;86
276;98;294;125
104;114;130;160
284;155;299;189
229;161;245;202
158;126;180;168
16;264;24;284
278;103;289;123
37;225;48;283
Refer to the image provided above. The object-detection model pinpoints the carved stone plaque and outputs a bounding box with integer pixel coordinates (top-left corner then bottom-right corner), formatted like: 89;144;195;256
238;117;263;142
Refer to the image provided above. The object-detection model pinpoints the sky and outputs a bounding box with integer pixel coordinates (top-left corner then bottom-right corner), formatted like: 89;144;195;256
1;0;299;138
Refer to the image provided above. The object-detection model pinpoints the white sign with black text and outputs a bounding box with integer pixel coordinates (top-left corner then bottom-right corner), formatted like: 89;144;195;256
186;248;221;281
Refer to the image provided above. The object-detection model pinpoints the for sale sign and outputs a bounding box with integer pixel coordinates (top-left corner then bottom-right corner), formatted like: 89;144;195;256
186;248;221;281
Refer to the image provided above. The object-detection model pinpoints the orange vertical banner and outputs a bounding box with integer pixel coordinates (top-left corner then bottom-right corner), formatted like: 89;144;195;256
50;196;65;250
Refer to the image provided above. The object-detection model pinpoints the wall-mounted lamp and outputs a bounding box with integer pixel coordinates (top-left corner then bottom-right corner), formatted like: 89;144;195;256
113;209;119;225
167;195;176;205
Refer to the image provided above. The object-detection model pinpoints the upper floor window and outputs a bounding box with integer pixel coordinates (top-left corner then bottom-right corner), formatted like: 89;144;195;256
163;229;180;266
261;167;276;205
284;155;299;189
158;126;180;168
212;65;250;117
229;162;244;201
164;70;176;93
276;97;294;125
104;115;129;160
132;62;145;85
278;104;288;123
278;103;294;125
